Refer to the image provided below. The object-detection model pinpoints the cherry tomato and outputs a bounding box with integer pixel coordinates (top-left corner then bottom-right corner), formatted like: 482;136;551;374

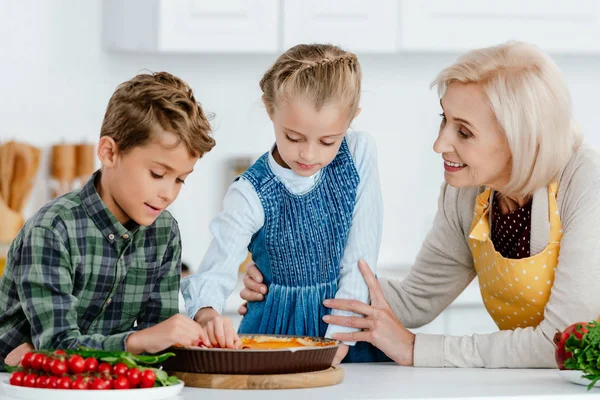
67;355;86;374
56;376;72;389
140;369;156;388
113;375;130;390
53;349;66;355
23;373;38;388
112;362;128;376
126;368;141;387
50;359;68;376
89;377;109;390
42;355;53;373
30;353;44;370
9;371;26;386
20;352;34;369
84;357;98;373
46;375;59;389
35;375;49;389
72;376;89;390
97;362;112;375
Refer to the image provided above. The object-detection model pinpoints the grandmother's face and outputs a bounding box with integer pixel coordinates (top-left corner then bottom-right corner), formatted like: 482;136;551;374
433;82;512;191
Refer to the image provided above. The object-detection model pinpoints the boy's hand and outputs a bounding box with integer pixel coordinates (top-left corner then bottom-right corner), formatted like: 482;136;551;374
5;342;34;366
126;314;210;354
332;344;349;365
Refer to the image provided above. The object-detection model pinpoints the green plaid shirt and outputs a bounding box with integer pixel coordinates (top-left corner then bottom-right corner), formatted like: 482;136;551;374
0;171;181;368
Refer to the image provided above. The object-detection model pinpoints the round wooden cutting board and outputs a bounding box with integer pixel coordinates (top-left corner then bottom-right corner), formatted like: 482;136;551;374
169;366;344;390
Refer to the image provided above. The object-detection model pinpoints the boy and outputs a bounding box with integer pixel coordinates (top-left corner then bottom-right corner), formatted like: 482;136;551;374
0;71;214;368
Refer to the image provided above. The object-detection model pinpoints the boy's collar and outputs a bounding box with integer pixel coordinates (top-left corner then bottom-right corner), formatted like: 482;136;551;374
80;170;141;244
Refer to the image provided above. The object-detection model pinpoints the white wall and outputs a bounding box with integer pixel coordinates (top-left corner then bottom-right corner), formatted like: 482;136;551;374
2;1;600;270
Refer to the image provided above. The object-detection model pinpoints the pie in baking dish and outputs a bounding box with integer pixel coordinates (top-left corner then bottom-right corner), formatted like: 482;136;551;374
240;335;337;350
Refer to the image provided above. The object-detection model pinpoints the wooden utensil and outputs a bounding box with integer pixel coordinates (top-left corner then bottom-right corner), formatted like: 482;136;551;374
75;143;95;182
0;141;16;205
50;144;76;198
9;143;41;213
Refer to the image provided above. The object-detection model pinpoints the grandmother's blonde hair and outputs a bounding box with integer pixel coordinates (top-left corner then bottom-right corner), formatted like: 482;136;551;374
431;41;581;198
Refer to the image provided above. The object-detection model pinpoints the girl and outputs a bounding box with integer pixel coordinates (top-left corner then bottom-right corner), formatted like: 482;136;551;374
182;44;386;363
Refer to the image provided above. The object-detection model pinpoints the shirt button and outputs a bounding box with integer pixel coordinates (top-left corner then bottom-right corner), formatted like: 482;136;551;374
122;234;129;239
106;298;112;305
108;233;115;240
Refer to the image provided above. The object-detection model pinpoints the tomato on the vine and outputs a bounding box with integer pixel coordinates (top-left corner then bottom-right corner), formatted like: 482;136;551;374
9;371;26;386
68;355;86;374
140;369;156;388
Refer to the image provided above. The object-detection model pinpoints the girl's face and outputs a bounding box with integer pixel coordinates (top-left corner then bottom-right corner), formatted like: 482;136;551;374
433;82;512;191
268;98;357;177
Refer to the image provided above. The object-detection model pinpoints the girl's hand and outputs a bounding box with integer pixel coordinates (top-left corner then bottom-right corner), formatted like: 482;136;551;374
204;315;242;349
323;260;416;366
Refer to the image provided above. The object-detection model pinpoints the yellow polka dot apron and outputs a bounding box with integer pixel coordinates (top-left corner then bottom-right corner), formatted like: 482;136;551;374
469;182;561;330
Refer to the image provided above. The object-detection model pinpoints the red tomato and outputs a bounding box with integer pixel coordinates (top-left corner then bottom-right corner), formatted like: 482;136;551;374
140;369;156;388
126;368;141;387
56;376;72;389
9;371;26;386
89;377;110;390
72;376;89;390
30;353;44;370
35;375;49;389
23;373;38;388
50;359;68;376
68;355;86;374
42;355;53;373
20;352;34;369
113;375;130;390
112;363;128;376
97;362;112;376
46;375;59;389
554;322;590;370
83;357;98;373
53;350;66;356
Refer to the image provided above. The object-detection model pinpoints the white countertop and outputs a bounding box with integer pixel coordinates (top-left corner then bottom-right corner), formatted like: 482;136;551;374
1;364;599;400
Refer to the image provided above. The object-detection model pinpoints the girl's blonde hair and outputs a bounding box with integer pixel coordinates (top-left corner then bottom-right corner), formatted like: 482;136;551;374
432;41;581;198
260;44;362;118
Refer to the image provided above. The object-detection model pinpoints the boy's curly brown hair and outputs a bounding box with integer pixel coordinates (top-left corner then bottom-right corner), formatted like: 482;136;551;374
100;71;215;157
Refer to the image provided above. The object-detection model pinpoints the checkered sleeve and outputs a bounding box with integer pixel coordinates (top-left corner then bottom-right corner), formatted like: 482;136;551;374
15;226;132;351
135;220;182;330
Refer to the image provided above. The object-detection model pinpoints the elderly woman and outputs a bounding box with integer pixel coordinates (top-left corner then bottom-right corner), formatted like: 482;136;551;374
238;41;600;368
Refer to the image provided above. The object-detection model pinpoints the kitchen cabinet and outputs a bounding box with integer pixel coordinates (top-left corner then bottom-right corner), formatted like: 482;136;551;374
400;0;600;53
104;0;600;54
282;0;399;53
103;0;279;53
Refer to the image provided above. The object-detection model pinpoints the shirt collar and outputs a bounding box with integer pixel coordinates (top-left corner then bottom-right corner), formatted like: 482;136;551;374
80;170;140;244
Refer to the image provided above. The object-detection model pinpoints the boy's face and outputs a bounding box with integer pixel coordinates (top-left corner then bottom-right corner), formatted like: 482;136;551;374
98;128;197;226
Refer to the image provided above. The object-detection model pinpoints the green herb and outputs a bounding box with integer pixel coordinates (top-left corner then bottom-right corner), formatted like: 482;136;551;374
564;321;600;390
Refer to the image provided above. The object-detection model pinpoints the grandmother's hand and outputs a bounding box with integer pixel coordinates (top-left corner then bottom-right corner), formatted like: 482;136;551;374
323;260;416;366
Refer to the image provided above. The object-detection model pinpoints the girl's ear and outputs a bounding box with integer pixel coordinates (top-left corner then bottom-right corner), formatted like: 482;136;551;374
262;96;275;122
